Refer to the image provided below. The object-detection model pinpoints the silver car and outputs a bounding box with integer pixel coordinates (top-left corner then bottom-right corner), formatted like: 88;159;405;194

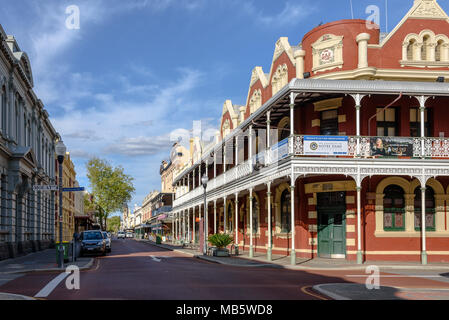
102;231;111;252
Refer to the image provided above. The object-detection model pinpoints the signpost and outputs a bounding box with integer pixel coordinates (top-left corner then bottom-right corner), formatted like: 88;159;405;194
62;187;85;192
32;185;59;191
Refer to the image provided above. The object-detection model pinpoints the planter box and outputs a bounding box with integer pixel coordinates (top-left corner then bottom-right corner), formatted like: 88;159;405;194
211;247;230;257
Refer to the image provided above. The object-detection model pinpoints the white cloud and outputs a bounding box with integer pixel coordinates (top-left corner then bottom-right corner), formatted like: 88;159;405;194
241;1;315;27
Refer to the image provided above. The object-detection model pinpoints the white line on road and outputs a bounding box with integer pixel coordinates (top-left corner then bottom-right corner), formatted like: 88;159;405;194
149;256;161;262
34;272;68;298
345;275;443;278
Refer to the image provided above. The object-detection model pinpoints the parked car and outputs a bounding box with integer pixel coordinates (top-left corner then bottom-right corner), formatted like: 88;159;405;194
79;230;107;256
126;232;133;238
102;231;112;253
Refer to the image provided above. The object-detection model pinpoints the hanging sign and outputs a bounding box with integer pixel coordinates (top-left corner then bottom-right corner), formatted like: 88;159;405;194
303;136;348;156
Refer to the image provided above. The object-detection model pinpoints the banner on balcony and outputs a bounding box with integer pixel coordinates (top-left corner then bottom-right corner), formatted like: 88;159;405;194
270;138;289;162
370;137;413;157
303;136;348;156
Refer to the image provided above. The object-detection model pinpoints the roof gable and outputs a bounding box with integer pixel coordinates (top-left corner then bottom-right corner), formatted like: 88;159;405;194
378;0;449;47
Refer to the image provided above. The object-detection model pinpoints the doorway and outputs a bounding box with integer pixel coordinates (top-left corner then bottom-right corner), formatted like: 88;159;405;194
317;191;346;258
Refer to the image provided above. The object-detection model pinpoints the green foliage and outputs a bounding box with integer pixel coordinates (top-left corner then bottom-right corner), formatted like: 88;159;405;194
207;233;233;249
107;216;121;233
86;157;135;229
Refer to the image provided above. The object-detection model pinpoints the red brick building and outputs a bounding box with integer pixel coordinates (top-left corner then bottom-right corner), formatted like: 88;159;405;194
172;0;449;264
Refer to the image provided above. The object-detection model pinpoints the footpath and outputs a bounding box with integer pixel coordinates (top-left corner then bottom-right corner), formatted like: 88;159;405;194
0;248;93;300
138;239;449;300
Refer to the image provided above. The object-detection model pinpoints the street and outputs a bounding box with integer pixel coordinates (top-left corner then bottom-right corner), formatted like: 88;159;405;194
1;239;449;300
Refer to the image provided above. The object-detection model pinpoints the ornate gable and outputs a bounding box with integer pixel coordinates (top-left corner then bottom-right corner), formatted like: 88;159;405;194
410;0;447;19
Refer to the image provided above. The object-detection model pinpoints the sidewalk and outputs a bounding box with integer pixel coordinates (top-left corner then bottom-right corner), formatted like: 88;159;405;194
313;283;449;300
142;240;449;271
0;248;94;274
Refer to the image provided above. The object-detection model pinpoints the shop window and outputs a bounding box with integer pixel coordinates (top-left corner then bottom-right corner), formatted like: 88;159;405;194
414;187;435;231
376;107;398;136
383;185;405;231
320;109;338;135
280;189;291;233
410;108;431;137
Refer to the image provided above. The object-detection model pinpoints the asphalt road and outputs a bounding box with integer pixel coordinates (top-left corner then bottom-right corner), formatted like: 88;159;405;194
1;239;449;300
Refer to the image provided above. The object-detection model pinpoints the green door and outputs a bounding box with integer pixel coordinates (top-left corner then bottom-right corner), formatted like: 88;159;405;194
317;192;346;258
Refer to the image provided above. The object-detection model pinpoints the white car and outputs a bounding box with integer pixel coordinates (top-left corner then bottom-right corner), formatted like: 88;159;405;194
117;231;126;239
102;231;111;252
126;232;133;238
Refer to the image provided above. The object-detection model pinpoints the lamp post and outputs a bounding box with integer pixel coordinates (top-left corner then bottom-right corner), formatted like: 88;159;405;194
55;140;66;269
201;174;208;255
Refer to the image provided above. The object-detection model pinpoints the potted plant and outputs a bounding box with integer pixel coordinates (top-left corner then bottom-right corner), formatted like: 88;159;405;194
208;233;233;257
156;234;162;244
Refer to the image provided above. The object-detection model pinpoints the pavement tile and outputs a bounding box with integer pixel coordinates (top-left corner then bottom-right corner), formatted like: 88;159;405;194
0;249;93;274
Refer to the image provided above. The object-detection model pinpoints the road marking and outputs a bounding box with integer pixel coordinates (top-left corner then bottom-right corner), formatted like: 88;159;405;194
345;275;443;278
300;285;329;300
150;255;161;262
34;272;68;298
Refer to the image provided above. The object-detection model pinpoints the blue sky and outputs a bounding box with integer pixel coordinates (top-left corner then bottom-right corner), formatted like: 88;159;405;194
0;0;445;214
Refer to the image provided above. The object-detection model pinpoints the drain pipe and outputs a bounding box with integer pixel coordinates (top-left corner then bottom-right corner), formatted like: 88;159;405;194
368;93;403;137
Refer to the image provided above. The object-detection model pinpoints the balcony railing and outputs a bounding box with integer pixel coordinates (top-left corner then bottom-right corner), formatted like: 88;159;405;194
173;135;449;207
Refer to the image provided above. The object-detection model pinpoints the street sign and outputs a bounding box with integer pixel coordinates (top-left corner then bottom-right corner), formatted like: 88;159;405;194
32;185;59;191
62;187;85;192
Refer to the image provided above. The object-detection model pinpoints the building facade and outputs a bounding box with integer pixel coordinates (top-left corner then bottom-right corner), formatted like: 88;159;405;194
171;0;449;264
55;152;77;242
0;26;59;260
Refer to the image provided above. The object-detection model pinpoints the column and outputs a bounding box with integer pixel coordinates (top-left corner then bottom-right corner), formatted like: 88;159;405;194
193;206;196;244
421;185;427;265
249;188;254;258
356;33;370;69
235;193;239;255
187;209;190;242
235;136;239;166
290;178;296;265
223;196;227;233
193;168;196;190
419;96;426;159
267;182;272;261
356;186;363;264
294;50;306;79
213;153;217;178
267;111;271;164
289;93;295;154
249;126;253;173
214;200;217;234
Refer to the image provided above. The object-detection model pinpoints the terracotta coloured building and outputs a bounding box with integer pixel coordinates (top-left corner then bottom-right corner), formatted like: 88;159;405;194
171;0;449;264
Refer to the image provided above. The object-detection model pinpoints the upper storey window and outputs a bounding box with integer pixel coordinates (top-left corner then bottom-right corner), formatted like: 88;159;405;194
271;64;288;96
249;89;262;114
401;30;449;67
311;34;344;74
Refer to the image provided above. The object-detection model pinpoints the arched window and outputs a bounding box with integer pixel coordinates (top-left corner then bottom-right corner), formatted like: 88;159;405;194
250;197;259;233
414;186;435;231
436;40;443;62
407;39;416;60
383;185;405;231
227;203;233;232
280;189;291;233
421;35;430;61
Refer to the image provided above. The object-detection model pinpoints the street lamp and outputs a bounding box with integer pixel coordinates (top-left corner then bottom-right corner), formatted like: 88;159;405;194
55;140;66;269
201;174;208;255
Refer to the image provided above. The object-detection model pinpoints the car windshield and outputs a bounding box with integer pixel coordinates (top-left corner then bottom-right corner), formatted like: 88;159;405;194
82;232;103;240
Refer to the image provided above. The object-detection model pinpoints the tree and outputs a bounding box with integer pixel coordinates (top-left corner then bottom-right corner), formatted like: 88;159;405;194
86;157;135;230
107;216;121;233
